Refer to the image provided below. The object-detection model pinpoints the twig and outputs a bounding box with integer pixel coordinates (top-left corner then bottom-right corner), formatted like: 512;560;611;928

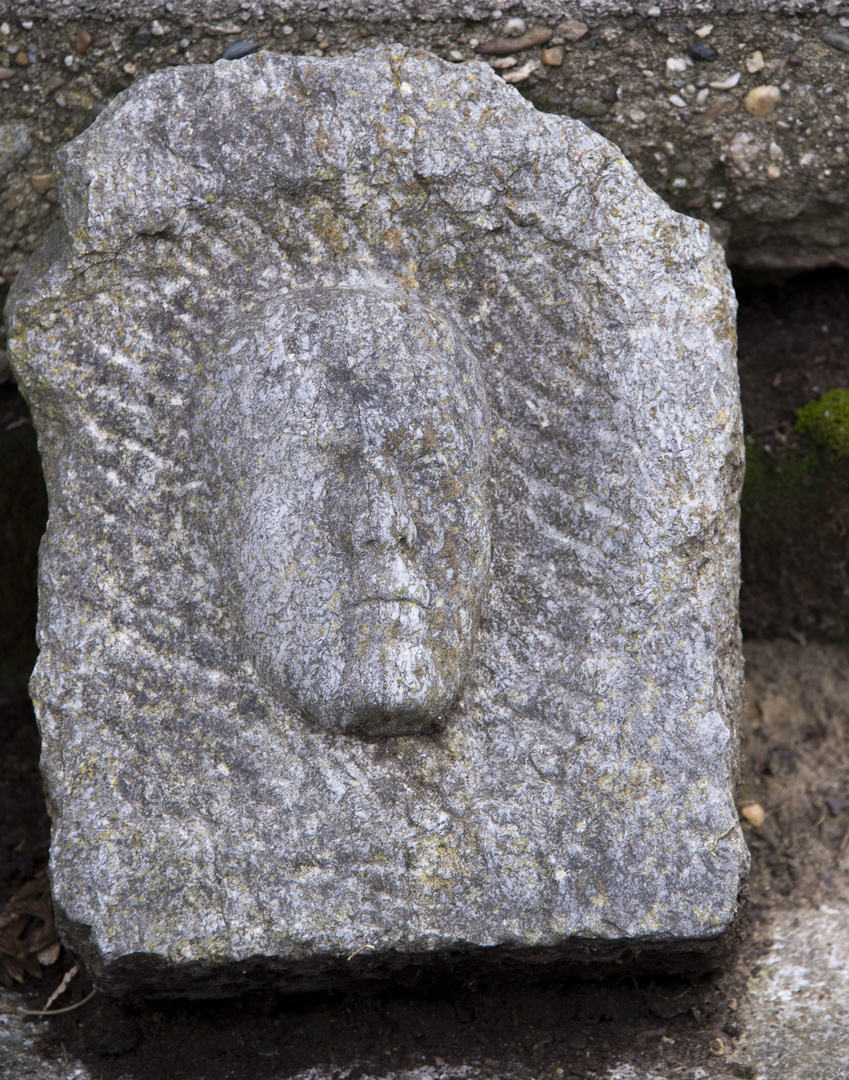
651;985;694;1001
20;963;79;1015
21;989;97;1016
346;944;376;961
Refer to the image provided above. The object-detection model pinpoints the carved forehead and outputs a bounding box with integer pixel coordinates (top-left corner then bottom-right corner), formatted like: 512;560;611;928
209;288;490;448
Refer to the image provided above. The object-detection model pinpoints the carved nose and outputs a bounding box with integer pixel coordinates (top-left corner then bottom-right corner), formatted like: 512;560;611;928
353;458;417;552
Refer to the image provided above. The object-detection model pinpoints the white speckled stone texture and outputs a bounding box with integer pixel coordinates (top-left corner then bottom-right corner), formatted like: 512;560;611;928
7;47;746;993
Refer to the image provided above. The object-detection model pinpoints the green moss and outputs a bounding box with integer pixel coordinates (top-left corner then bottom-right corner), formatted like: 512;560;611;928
795;388;849;459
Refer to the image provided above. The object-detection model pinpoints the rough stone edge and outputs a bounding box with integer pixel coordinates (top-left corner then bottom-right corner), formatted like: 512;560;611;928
60;896;750;999
9;0;849;22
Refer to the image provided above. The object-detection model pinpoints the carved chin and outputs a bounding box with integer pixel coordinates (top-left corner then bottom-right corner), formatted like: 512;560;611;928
241;597;476;737
303;643;463;738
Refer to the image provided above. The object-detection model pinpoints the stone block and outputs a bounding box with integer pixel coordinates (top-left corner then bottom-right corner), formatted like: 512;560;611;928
7;46;746;994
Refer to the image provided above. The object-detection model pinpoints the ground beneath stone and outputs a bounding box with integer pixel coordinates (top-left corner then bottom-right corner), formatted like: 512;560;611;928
1;273;848;1080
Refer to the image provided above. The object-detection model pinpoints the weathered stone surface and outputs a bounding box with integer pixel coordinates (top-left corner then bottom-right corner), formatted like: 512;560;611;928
7;46;746;994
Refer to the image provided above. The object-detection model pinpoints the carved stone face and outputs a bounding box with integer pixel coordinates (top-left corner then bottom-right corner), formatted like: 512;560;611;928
200;290;491;737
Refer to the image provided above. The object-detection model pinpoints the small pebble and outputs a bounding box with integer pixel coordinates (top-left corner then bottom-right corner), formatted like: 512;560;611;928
541;46;564;66
744;85;781;117
222;40;261;60
151;20;166;37
669;94;686;108
197;21;242;36
558;19;588;42
134;27;153;46
74;29;92;54
728;130;760;171
30;173;52;194
647;6;661;17
0;22;10;36
740;802;765;827
571;96;609;117
448;49;464;62
628;107;646;121
503;17;526;36
687;41;718;61
745;50;765;73
695;24;713;38
0;67;14;79
489;56;517;69
769;141;784;161
709;71;741;89
299;24;318;41
766;164;781;180
63;54;75;68
666;57;687;73
502;58;539;84
14;52;27;67
695;87;710;104
823;29;849;53
478;27;552;56
622;16;641;31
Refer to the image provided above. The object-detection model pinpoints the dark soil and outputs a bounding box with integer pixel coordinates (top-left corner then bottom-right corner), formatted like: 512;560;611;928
1;273;848;1078
741;640;849;911
735;267;849;642
734;268;849;442
0;377;49;913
